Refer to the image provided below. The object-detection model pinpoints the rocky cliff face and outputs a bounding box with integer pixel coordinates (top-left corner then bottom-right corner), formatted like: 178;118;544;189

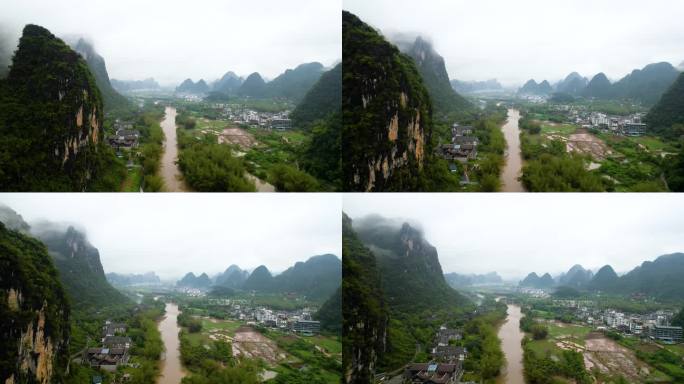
343;11;432;191
0;223;71;384
0;24;104;191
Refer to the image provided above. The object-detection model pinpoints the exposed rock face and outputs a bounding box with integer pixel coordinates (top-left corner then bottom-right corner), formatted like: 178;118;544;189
0;24;104;191
0;223;70;384
343;11;433;191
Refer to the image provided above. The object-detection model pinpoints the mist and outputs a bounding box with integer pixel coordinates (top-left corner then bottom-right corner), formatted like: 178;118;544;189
1;0;341;86
344;0;684;86
0;194;341;280
344;194;684;280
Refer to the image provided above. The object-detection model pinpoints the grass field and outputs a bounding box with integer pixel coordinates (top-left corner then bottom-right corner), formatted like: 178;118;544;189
544;322;592;345
540;123;577;136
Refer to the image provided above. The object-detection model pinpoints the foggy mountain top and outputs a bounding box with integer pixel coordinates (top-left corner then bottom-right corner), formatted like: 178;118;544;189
344;194;684;280
351;213;425;239
0;194;341;280
1;0;341;86
344;0;684;86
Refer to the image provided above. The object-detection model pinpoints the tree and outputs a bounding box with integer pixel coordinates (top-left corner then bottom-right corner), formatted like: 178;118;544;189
531;324;549;340
268;164;320;192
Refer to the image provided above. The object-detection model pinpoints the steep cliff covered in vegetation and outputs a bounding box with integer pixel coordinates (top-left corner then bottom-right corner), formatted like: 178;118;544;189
342;213;388;384
34;225;128;310
0;24;122;191
400;36;472;120
265;62;324;101
315;286;341;333
0;223;71;384
294;63;342;190
343;11;434;191
71;38;129;111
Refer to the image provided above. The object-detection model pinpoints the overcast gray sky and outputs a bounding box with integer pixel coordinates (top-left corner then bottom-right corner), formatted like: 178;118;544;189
1;194;341;280
1;0;341;85
344;0;684;86
344;194;684;280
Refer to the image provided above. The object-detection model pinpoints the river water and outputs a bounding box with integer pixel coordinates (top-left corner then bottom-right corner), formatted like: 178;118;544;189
501;109;525;192
157;303;186;384
159;107;189;192
496;303;525;384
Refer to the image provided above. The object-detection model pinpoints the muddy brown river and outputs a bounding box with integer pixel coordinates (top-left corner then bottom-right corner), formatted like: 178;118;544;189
159;107;189;192
501;109;525;192
157;303;186;384
497;303;525;384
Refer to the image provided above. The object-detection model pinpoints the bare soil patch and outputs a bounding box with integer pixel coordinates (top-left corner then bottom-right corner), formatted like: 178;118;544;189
231;326;287;365
583;334;651;381
218;127;258;149
566;129;612;161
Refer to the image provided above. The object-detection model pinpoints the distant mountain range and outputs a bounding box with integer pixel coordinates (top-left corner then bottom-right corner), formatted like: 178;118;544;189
176;78;210;94
177;272;212;288
519;253;684;300
444;271;502;288
519;62;681;105
106;271;161;286
450;79;503;94
174;62;325;102
111;78;160;92
518;79;553;95
177;254;341;301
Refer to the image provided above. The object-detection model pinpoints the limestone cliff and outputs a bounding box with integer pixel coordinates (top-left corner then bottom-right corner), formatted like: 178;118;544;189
343;11;433;191
0;223;70;384
0;24;104;191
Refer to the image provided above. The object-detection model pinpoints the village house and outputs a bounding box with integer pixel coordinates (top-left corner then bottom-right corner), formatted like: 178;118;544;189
102;321;127;337
435;327;463;346
269;118;292;130
108;127;140;149
102;336;132;349
452;124;474;137
650;325;683;343
404;362;462;384
431;345;467;363
291;319;321;335
86;347;130;372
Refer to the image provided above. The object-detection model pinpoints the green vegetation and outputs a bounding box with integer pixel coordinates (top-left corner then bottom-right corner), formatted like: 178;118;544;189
518;112;608;191
0;24;126;191
523;340;591;384
177;132;256;192
459;301;507;383
341;213;389;383
315;288;341;334
343;11;445;191
268;164;320;191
